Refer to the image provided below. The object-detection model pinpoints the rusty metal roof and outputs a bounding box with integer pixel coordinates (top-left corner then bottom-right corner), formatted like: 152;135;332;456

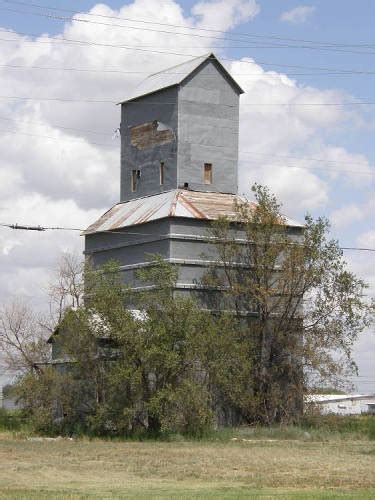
84;190;302;234
118;53;244;104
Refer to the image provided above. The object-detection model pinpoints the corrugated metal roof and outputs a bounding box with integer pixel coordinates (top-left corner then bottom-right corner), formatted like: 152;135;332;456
84;189;302;234
119;53;244;104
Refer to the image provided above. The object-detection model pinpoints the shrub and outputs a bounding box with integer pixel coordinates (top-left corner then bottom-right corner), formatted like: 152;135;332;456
0;408;23;431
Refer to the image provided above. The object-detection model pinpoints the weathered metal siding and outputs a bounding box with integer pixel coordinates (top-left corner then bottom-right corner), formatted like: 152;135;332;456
120;58;240;203
170;218;237;294
85;219;171;272
120;87;179;202
85;211;303;305
177;59;240;194
85;217;218;296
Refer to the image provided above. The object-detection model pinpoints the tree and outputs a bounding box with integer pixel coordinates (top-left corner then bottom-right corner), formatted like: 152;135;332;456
202;184;374;424
0;300;50;374
12;185;373;433
79;258;219;435
15;257;253;436
46;252;84;329
0;253;84;377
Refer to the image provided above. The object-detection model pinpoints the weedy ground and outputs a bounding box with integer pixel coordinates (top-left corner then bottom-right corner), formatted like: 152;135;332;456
0;425;374;499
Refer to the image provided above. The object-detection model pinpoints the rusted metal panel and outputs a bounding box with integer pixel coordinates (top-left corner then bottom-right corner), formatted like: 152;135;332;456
130;121;174;150
84;189;302;235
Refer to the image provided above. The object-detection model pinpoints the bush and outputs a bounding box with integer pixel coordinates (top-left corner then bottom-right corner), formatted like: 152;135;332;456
301;413;375;439
0;408;24;431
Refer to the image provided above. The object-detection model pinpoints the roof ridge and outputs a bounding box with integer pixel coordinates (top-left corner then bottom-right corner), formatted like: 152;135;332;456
147;52;212;79
115;189;177;205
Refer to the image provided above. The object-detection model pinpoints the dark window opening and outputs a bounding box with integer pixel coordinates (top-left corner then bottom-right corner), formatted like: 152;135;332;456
131;169;137;192
160;162;165;185
204;163;212;184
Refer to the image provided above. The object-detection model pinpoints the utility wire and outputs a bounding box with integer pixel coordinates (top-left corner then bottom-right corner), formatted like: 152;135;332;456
2;94;375;107
4;1;375;56
5;4;375;61
0;223;81;231
6;0;375;49
0;95;115;103
5;0;375;51
3;62;372;77
0;113;372;170
1;222;375;253
2;27;375;76
0;5;309;45
0;127;117;148
0;114;373;176
237;150;371;168
0;126;374;177
0;116;112;136
155;141;374;171
2;33;325;53
4;33;372;54
2;32;350;69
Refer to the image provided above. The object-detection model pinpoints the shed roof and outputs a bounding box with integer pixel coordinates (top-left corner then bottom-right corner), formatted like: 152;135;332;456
84;189;302;234
119;53;244;104
307;394;375;404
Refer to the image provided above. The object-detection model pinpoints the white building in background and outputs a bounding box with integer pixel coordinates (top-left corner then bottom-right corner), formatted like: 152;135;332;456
306;394;375;415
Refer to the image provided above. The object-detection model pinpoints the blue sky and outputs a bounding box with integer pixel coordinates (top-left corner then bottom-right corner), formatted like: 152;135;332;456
0;0;374;391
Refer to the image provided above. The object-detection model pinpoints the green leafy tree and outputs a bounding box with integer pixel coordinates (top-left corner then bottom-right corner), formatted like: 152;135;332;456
202;184;374;424
16;258;252;436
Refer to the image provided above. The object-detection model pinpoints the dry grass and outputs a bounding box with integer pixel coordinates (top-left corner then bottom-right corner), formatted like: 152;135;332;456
0;431;374;498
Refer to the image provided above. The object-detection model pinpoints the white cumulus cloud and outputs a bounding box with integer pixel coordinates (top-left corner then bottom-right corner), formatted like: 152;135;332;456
280;5;315;24
192;0;260;31
0;0;374;391
0;0;372;310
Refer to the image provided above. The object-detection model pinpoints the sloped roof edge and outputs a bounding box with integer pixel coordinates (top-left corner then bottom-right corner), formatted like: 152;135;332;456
84;189;303;235
118;52;244;104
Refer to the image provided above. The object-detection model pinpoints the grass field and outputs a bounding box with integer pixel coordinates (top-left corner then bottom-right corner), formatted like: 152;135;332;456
0;429;375;499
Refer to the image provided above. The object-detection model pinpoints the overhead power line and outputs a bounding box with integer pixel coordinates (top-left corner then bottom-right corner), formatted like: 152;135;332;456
0;116;112;136
0;127;117;149
1;222;375;254
0;222;81;231
2;27;375;77
237;150;371;168
5;33;336;54
2;94;375;107
0;95;115;103
4;62;375;78
4;3;375;58
341;247;375;252
5;34;375;56
4;0;375;48
0;124;374;176
0;4;307;46
0;118;373;174
0;112;371;170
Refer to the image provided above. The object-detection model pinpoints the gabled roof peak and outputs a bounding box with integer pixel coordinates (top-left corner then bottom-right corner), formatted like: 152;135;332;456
119;52;244;104
148;52;213;79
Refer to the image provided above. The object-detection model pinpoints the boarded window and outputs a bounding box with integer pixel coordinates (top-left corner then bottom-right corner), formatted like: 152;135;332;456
160;162;165;185
131;169;137;192
204;163;212;184
130;121;174;150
